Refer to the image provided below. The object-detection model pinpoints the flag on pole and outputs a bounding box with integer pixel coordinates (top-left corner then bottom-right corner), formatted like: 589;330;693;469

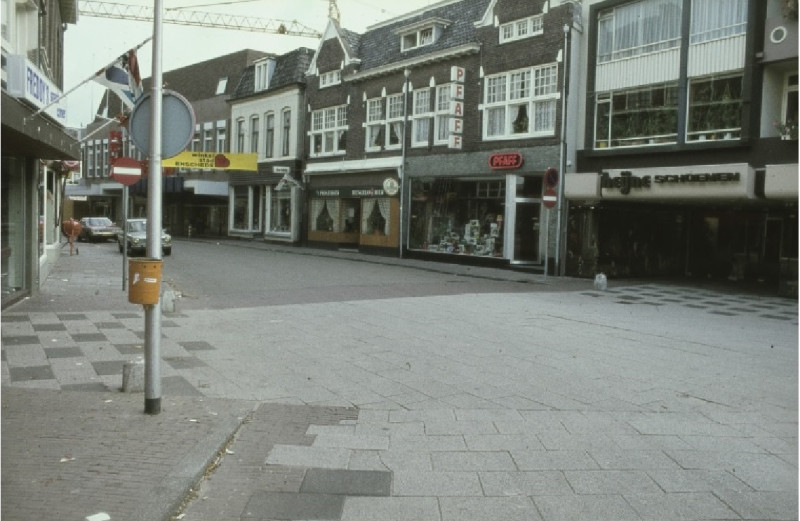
94;49;143;109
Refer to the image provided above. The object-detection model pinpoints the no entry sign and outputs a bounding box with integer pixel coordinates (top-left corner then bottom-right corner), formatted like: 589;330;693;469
111;157;142;186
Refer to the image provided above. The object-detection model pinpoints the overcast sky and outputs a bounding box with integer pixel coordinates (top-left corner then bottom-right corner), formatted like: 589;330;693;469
63;0;438;128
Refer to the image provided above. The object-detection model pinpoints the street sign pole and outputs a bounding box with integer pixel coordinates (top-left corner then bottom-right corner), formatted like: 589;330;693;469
144;0;164;416
122;185;128;291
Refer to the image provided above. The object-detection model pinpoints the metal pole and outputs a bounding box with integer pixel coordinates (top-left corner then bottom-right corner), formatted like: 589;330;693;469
122;185;128;290
399;68;410;259
555;23;570;276
144;0;164;415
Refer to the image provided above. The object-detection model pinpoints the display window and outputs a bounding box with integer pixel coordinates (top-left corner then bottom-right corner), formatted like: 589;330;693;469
409;178;505;256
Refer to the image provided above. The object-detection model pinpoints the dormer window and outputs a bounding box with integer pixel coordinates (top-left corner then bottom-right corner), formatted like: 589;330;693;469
319;69;341;88
499;15;543;44
216;77;228;95
254;57;276;92
396;17;449;52
403;27;434;51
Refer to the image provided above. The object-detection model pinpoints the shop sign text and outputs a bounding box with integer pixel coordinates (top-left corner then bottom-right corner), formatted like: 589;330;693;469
601;170;741;195
449;66;465;149
488;152;524;170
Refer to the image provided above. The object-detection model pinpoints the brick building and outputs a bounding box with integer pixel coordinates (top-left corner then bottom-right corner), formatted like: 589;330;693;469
304;0;581;267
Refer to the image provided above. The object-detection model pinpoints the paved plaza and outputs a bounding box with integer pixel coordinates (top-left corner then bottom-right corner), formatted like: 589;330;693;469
2;239;797;521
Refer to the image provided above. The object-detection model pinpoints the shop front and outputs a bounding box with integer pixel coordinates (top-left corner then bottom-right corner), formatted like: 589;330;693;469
228;163;303;242
564;163;796;291
304;158;402;253
405;148;560;267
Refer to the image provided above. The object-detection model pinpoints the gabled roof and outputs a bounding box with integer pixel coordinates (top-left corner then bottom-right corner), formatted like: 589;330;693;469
230;47;314;100
354;0;492;72
306;19;363;75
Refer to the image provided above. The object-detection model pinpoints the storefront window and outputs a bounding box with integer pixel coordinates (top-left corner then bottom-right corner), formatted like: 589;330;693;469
595;83;679;148
2;157;26;302
269;189;291;234
311;199;339;232
362;198;390;235
232;186;262;231
409;178;505;256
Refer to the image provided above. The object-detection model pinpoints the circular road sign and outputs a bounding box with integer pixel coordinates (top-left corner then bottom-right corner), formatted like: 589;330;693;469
544;167;559;187
129;89;195;159
110;157;143;186
543;186;557;209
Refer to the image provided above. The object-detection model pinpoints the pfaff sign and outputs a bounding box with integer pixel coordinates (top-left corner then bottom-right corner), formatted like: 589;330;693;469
488;152;524;170
448;66;465;149
6;55;67;125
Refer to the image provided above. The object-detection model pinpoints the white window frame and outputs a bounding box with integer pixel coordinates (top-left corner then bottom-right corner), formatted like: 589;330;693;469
401;26;435;51
254;59;269;91
482;64;559;140
203;127;214;152
320;70;342;88
411;88;432;147
499;15;543;44
434;84;452;145
236;118;245;153
597;0;682;64
689;0;747;44
250;115;259;154
216;125;226;155
264;112;275;158
281;109;291;156
385;93;405;149
310;104;348;157
365;97;385;151
216;77;228;95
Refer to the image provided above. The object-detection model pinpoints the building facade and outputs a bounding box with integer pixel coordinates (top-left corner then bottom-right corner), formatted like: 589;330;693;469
227;48;313;242
70;49;268;238
304;0;581;267
1;0;81;308
566;0;798;295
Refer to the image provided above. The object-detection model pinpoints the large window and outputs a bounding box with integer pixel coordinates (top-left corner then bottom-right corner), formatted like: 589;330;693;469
386;93;405;148
264;113;274;158
204;128;214;152
595;83;679;148
690;0;747;44
269;189;291;234
366;98;385;150
310;105;348;157
687;74;742;141
499;15;543;44
216;126;226;154
412;88;432;147
250;116;259;154
435;84;451;144
281;109;291;156
236;119;245;153
597;0;681;63
402;27;435;51
484;64;559;139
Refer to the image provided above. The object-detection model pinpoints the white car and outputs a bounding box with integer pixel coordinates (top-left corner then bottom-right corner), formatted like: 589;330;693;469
117;218;172;256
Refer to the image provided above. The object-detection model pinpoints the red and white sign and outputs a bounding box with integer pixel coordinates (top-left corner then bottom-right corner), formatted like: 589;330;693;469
543;187;558;209
110;157;143;186
488;152;524;170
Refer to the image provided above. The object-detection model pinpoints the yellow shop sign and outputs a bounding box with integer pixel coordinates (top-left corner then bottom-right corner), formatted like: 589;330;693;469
162;152;257;171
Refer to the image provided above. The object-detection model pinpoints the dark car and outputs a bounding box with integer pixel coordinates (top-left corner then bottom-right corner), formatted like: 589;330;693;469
78;217;121;242
117;218;172;256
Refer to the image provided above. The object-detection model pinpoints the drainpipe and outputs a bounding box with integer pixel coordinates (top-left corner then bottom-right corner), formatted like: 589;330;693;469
400;68;411;259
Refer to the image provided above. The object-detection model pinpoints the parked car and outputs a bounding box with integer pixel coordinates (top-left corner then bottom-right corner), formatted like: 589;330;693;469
117;218;172;256
78;217;120;242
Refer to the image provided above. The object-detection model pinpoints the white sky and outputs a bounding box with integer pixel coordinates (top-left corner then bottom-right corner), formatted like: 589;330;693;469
63;0;438;128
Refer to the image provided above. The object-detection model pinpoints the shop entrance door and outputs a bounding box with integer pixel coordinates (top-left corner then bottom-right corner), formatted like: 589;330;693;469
512;200;541;264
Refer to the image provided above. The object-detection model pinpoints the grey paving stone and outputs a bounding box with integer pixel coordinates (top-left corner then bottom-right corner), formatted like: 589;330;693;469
163;375;204;396
2;335;40;345
565;469;663;494
267;445;351;469
32;323;66;331
91;360;126;376
439;496;542;521
71;332;108;342
341;496;440;521
8;365;54;381
44;346;84;358
393;470;482;496
56;313;87;321
431;451;516;471
243;489;345;519
625;492;738;520
479;470;573;496
300;468;391;496
163;356;207;369
714;489;799;520
179;340;215;351
535;494;643;521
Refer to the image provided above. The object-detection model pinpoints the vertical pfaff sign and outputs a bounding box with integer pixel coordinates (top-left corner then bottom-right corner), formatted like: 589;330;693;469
448;66;465;149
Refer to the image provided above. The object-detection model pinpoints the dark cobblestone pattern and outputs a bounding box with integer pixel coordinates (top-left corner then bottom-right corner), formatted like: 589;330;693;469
1;387;255;521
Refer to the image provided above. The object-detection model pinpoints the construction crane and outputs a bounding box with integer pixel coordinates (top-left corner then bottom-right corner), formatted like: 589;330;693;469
77;0;323;38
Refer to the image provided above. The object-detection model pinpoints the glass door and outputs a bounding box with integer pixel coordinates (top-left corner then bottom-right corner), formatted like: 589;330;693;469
512;200;541;264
